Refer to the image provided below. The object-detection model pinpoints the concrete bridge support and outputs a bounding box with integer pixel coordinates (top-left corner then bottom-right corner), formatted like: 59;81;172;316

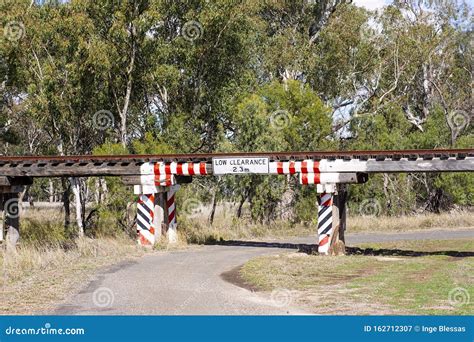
135;185;180;246
316;184;347;256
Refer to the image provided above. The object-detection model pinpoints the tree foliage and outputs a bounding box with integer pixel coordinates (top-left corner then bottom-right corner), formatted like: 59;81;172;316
1;0;472;229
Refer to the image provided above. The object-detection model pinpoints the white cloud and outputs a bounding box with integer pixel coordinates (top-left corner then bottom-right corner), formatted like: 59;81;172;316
354;0;389;10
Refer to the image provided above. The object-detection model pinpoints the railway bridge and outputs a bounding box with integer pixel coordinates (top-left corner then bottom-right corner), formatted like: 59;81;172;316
0;149;473;255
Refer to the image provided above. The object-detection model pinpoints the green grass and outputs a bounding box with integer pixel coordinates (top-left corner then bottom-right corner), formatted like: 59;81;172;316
240;239;473;315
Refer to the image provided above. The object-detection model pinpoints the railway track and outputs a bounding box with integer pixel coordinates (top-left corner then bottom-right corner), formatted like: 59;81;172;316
0;148;472;163
0;148;472;178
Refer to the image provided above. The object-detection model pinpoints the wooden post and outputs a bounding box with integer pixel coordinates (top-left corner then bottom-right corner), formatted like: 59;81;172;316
0;180;30;248
328;185;347;256
4;192;20;248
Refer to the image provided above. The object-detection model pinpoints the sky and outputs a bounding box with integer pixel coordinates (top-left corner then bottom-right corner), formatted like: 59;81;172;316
354;0;474;10
353;0;390;10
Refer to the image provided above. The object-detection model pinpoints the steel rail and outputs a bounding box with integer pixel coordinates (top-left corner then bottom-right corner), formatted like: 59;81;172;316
0;148;472;163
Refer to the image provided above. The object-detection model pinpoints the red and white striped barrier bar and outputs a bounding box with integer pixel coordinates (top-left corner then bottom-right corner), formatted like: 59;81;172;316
317;193;333;255
140;162;207;176
137;193;155;246
269;160;319;174
166;185;180;243
168;162;208;176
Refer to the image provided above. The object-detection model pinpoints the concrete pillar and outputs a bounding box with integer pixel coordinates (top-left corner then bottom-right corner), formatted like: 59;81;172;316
317;192;334;255
136;193;156;246
165;185;180;243
316;183;347;256
153;192;165;242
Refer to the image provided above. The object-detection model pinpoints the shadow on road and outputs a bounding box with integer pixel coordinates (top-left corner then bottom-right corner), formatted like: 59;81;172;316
206;239;317;253
207;240;474;258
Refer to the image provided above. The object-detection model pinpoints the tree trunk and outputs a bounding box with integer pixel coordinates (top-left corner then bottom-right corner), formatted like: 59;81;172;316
101;178;108;203
80;178;87;232
49;178;54;203
236;195;246;219
383;173;391;213
19;185;29;208
209;190;218;225
278;175;295;221
61;178;71;228
118;26;137;147
70;177;84;237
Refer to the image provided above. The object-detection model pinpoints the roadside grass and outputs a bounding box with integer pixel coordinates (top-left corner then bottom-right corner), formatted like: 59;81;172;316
0;236;147;314
348;210;474;233
180;216;313;244
182;210;474;244
240;239;473;315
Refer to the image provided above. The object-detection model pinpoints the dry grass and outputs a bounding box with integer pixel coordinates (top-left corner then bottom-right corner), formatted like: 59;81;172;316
181;210;474;244
181;216;313;244
0;236;148;314
348;210;474;233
